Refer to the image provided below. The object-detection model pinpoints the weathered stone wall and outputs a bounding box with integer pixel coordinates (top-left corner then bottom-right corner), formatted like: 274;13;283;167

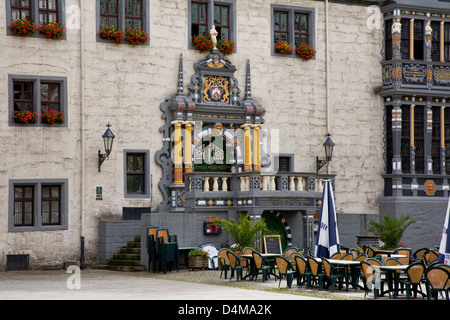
0;0;385;269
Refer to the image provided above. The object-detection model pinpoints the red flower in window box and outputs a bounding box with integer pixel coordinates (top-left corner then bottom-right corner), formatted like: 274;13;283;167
41;109;64;125
124;28;149;46
217;39;235;56
98;25;123;45
14;110;39;124
191;34;214;53
274;41;294;55
37;21;66;40
296;42;316;61
9;18;36;37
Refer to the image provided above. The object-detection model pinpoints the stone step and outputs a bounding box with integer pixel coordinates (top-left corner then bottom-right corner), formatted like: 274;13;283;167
119;247;141;254
113;253;140;260
94;264;146;272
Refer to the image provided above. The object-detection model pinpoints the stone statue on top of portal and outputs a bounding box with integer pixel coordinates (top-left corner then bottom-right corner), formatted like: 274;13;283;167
210;25;218;49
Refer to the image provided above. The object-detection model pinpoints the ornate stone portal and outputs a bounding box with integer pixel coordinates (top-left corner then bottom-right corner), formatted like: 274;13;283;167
155;38;334;250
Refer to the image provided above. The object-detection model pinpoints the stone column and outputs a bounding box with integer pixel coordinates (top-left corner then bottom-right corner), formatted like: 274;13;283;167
241;124;253;172
425;100;433;174
252;124;261;172
425;20;432;61
410;101;416;174
172;120;184;184
392;18;402;60
184;121;194;174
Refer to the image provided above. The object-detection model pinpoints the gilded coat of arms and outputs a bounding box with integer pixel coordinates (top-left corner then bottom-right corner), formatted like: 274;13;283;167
203;76;229;103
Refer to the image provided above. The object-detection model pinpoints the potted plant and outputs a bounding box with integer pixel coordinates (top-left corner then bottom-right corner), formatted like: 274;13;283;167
191;34;214;53
98;25;123;45
217;39;235;55
41;109;64;125
187;248;208;270
296;42;316;61
37;21;65;40
214;213;272;250
367;212;415;250
274;41;293;55
13;110;39;124
10;18;36;37
124;27;149;46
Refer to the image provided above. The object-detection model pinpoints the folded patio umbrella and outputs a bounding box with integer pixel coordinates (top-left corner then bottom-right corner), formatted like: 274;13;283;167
438;196;450;265
314;180;340;258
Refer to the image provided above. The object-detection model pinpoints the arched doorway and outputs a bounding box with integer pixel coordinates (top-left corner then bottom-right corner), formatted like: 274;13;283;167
262;211;293;252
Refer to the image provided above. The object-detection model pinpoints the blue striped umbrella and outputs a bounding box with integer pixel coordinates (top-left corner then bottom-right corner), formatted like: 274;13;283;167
314;180;340;258
438;196;450;264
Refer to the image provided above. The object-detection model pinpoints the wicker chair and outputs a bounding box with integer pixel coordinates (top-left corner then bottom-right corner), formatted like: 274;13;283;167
275;256;296;288
226;250;249;282
399;262;426;299
412;248;429;263
425;266;450;300
283;247;299;258
321;258;347;292
288;252;301;271
218;248;231;279
395;247;412;265
360;261;379;298
330;252;342;260
251;251;272;282
306;257;326;290
294;255;310;287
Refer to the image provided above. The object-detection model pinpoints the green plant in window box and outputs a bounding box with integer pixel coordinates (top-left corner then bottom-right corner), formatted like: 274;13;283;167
296;42;316;61
124;28;149;46
98;25;123;45
37;21;66;40
41;109;64;125
9;18;36;37
216;39;235;56
274;41;294;55
14;110;39;124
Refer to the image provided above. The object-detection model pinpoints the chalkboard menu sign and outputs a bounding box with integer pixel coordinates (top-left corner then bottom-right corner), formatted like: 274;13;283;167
263;235;282;254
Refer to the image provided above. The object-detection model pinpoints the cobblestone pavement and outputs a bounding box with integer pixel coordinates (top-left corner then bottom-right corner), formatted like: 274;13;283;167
0;267;421;301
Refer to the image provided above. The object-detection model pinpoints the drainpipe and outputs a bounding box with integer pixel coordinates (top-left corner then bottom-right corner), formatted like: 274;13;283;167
325;0;331;173
80;0;86;268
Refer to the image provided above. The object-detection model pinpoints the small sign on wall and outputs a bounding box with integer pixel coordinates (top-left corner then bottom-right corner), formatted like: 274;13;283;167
203;216;221;235
96;186;103;200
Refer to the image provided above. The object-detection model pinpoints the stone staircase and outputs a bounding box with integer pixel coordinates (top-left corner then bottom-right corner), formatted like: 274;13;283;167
97;236;146;272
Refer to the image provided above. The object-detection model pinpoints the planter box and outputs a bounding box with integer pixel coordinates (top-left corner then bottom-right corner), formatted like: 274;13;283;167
188;256;208;270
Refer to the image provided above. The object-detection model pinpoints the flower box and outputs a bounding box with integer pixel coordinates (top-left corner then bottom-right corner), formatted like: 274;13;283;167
188;256;208;270
191;34;214;53
37;21;65;40
41;109;64;125
13;110;38;124
98;25;123;45
217;39;234;56
274;41;293;55
296;42;316;61
124;27;149;46
10;19;36;37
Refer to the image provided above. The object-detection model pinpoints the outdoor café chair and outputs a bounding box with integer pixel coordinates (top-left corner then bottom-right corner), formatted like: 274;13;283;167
399;262;426;299
306;257;326;290
412;248;429;263
360;260;384;298
294;255;310;287
275;256;296;288
218;248;231;279
251;251;272;282
330;252;342;260
321;258;347;292
394;247;412;265
288;251;301;271
226;250;249;282
283;247;299;258
199;243;219;269
424;265;450;300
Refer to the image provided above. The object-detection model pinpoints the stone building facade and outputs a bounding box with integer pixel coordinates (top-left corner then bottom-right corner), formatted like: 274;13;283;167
2;0;442;270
